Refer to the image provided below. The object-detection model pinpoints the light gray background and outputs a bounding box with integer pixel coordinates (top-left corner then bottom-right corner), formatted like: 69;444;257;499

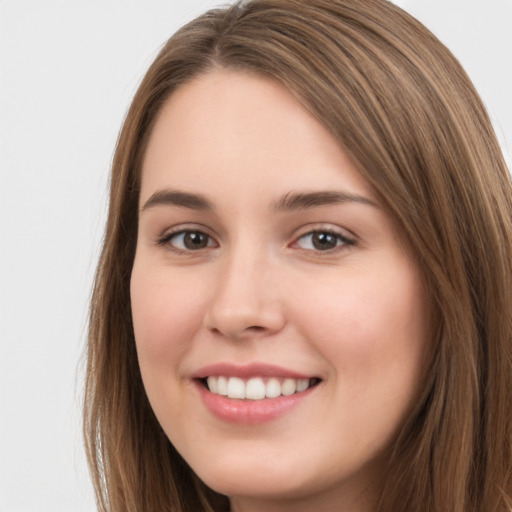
0;1;510;511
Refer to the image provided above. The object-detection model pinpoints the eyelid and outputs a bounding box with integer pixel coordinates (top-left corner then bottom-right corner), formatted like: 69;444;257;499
290;225;356;252
154;223;356;255
156;224;218;253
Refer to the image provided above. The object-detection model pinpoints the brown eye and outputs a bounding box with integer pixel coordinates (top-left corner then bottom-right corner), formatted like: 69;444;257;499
311;232;338;250
183;231;210;249
161;230;215;251
295;230;354;252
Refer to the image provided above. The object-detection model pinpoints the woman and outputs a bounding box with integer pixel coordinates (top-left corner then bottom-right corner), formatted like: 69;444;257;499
83;0;512;510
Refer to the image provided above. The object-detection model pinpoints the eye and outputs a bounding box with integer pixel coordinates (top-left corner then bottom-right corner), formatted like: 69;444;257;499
158;229;216;252
295;230;354;252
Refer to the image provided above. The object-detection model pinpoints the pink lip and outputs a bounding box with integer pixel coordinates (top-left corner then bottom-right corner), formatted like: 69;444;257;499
194;381;317;425
191;362;312;380
191;363;318;425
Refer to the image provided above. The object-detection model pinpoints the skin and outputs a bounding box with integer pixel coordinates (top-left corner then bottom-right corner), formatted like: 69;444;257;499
130;70;429;512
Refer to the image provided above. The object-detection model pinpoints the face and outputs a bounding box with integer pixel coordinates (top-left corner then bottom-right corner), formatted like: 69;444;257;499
131;70;429;512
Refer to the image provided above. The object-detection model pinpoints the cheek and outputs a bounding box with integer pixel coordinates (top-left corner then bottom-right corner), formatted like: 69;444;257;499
130;265;206;365
130;263;212;427
295;265;429;458
294;263;428;392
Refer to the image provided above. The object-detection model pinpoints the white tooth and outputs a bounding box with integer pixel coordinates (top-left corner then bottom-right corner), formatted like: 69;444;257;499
281;378;297;396
217;376;228;396
227;377;245;399
265;378;282;398
245;377;266;400
297;378;309;392
207;376;218;393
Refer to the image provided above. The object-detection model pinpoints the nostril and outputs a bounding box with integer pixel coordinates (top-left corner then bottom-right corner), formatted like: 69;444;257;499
205;300;286;339
208;324;266;335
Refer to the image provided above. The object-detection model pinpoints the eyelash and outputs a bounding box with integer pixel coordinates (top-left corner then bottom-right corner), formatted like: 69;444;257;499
157;227;355;255
156;229;217;254
293;229;355;252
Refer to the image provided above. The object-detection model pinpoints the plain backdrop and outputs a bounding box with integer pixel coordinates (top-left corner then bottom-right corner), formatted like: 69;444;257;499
0;1;510;511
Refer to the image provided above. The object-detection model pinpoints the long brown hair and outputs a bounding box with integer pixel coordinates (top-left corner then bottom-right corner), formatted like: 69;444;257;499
84;1;512;510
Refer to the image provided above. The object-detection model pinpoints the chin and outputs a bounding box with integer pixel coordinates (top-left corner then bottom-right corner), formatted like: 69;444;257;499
202;472;311;502
189;450;312;499
191;448;374;506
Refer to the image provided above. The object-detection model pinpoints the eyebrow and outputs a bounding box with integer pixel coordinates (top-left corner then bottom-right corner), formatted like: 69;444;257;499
273;190;378;211
140;188;378;214
141;190;214;212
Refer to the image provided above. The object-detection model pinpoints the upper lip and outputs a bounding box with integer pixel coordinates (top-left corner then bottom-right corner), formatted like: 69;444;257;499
191;362;315;380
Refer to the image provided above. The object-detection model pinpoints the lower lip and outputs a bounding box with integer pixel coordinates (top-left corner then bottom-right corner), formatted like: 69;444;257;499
194;381;316;425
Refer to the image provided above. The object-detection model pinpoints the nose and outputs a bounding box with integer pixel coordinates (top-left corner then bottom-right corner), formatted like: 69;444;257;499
204;250;286;341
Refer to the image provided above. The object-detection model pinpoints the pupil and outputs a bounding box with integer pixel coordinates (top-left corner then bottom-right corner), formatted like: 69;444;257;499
313;232;337;250
184;231;208;249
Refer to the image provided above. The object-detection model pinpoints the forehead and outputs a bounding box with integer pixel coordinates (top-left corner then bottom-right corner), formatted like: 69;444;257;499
140;70;373;205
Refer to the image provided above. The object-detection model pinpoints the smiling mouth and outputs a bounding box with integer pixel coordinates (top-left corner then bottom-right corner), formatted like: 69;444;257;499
200;376;321;400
